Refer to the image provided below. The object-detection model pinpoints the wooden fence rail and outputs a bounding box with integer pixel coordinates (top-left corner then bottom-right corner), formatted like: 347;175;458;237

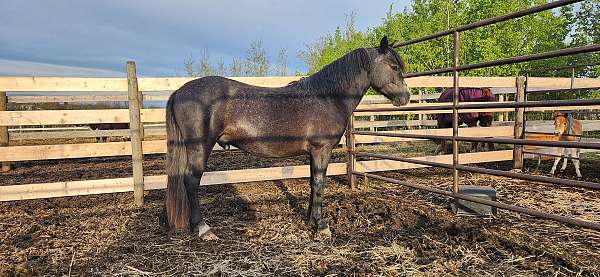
1;74;599;202
0;150;513;201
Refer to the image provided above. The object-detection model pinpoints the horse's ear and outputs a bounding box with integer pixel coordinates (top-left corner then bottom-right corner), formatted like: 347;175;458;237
379;36;389;53
554;111;564;118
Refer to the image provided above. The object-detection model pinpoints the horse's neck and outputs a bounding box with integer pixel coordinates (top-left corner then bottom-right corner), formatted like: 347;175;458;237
305;69;371;115
302;49;373;115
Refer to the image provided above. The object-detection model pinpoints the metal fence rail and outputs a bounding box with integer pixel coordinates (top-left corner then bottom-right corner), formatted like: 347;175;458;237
347;0;600;231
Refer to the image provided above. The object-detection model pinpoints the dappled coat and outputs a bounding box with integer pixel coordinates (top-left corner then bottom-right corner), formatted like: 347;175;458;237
436;87;495;128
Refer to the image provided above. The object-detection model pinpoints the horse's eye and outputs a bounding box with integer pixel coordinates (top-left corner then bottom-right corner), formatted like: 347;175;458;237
390;65;399;70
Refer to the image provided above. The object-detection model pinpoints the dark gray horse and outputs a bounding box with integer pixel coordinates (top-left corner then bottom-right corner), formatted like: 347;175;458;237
162;36;410;240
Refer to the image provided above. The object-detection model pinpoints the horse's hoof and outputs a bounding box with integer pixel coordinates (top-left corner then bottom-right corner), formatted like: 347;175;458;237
198;224;219;241
200;230;219;241
314;225;332;241
159;209;170;232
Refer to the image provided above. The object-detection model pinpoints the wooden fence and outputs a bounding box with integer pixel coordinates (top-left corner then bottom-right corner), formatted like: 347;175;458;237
1;70;599;202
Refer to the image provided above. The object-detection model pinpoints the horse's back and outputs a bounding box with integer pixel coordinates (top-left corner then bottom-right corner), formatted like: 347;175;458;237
168;76;346;158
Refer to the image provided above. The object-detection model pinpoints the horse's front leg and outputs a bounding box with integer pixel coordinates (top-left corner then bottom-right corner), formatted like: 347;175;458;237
550;156;562;175
560;148;570;172
308;146;333;240
573;148;582;178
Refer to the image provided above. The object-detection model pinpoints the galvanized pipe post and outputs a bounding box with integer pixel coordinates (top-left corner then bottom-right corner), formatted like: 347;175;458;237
127;61;145;206
498;94;505;121
346;113;356;189
570;67;575;89
452;31;461;193
418;89;424;128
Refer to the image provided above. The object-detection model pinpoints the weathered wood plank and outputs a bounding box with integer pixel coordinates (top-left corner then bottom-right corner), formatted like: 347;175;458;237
0;150;513;201
353;126;514;144
3;76;598;92
354;120;438;129
0;109;164;126
5;102;599;126
0;140;164;161
0;126;514;161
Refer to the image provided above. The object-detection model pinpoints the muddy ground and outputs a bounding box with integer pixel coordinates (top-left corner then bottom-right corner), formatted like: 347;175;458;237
1;142;600;276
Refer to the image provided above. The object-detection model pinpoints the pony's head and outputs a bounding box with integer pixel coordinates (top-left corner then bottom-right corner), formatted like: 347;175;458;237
554;112;569;136
370;36;410;106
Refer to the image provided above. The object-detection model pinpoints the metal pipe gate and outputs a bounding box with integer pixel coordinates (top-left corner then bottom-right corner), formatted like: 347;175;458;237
346;0;600;231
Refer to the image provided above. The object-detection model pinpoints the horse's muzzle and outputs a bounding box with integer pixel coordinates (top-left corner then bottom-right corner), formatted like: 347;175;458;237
392;97;409;106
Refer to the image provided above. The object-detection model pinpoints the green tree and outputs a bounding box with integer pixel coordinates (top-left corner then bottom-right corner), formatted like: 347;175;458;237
197;48;212;77
302;0;577;77
275;48;289;76
298;13;369;74
230;57;243;77
183;55;197;77
215;60;227;76
244;40;270;76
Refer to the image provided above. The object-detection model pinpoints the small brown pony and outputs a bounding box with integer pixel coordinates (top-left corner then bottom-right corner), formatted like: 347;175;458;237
550;112;583;178
527;112;583;178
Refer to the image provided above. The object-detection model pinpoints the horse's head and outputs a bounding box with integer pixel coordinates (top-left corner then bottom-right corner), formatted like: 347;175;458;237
479;113;493;127
481;88;494;101
370;36;410;106
554;112;568;136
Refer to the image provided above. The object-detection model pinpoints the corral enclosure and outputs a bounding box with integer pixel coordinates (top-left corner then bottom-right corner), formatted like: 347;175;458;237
2;75;600;202
2;73;600;275
2;0;600;274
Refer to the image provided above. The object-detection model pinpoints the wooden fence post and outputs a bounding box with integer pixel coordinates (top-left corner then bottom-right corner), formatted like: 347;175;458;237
127;61;144;206
346;113;356;189
0;91;10;172
513;76;526;170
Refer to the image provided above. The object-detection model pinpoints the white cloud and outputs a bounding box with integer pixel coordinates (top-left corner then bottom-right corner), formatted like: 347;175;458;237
0;59;124;77
0;0;409;75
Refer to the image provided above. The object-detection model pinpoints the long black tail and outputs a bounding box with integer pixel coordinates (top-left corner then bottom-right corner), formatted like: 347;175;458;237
165;94;190;230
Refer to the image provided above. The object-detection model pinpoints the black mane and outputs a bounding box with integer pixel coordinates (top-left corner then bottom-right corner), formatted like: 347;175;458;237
291;48;372;94
289;46;406;94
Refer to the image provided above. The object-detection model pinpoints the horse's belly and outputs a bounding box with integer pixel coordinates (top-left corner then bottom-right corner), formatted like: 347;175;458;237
231;140;307;158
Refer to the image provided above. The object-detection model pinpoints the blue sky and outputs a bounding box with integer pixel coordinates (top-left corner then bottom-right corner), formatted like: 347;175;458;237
0;0;409;77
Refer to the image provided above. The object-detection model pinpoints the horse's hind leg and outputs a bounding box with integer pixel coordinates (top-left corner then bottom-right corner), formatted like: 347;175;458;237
573;148;582;178
535;155;541;172
308;145;334;240
185;142;218;240
471;142;479;152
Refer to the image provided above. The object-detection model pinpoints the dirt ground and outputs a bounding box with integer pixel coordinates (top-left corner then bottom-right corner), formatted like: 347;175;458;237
1;142;600;276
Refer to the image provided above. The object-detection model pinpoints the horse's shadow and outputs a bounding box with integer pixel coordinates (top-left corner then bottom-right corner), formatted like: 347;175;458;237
274;180;307;219
72;183;258;275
